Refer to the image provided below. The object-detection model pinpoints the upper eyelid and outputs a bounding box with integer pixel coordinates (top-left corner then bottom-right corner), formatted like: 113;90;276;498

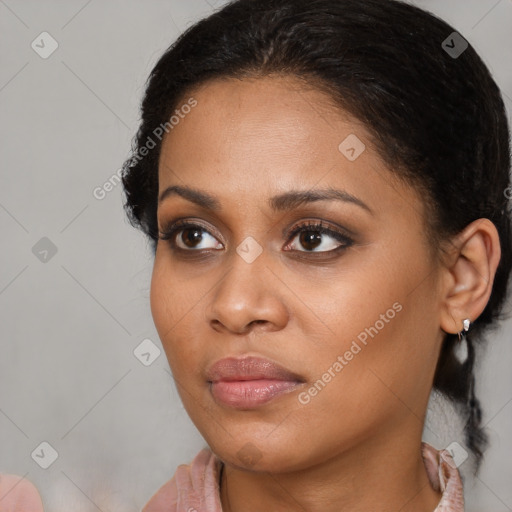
159;218;345;235
159;218;221;239
159;215;229;238
158;213;354;231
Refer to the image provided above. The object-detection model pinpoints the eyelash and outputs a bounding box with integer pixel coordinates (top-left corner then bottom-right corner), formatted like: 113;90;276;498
158;219;354;255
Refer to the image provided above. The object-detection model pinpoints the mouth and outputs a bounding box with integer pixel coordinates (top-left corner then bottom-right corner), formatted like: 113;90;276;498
206;355;306;409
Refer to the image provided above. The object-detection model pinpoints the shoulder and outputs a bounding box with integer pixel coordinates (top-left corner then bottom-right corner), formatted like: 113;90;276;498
143;447;223;512
0;473;44;511
421;442;465;512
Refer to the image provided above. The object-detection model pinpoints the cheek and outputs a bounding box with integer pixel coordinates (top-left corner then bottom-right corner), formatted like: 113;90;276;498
149;260;172;336
303;300;437;432
283;250;407;357
150;251;198;331
291;241;437;405
150;255;190;359
149;253;211;372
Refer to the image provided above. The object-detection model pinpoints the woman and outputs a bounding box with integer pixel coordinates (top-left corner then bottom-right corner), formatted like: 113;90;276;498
1;0;509;511
120;0;511;510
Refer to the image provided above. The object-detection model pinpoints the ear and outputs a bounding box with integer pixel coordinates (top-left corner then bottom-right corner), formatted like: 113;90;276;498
439;218;501;335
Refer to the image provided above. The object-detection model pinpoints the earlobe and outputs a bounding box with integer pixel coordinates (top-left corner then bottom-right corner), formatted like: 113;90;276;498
439;218;501;335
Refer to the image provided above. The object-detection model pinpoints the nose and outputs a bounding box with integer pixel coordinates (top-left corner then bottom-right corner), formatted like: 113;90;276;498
205;252;289;335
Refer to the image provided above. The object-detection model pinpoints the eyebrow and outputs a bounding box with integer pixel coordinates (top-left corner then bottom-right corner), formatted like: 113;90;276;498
158;185;373;215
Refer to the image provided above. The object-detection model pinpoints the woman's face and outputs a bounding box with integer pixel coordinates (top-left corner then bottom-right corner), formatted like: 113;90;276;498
151;75;445;472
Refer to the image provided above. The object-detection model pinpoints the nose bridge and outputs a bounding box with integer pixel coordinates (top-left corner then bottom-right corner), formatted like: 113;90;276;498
220;236;268;308
222;204;269;280
206;238;287;333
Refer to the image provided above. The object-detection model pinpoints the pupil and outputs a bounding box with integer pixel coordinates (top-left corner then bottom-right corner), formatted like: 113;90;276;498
300;230;321;250
183;228;202;247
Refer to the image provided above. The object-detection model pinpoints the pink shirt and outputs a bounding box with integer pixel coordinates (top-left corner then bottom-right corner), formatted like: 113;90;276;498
0;443;464;511
142;442;464;511
0;474;45;511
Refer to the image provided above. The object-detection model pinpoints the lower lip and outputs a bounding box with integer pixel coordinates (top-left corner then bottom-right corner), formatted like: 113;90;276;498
210;379;301;409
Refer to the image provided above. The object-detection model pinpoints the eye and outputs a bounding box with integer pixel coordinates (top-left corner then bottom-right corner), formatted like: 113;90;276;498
158;220;223;251
284;220;353;253
158;219;353;254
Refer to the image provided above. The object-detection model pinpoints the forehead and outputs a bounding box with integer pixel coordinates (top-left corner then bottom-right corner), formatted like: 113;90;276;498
156;75;423;224
164;76;342;156
159;76;374;184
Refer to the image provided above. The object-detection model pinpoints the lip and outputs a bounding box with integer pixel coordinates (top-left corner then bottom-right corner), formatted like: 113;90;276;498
206;356;305;409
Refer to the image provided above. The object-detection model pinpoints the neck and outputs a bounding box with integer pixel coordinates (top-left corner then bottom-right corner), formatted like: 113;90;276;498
220;423;442;512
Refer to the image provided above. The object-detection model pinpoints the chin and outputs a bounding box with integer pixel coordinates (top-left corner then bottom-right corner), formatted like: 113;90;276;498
203;429;315;473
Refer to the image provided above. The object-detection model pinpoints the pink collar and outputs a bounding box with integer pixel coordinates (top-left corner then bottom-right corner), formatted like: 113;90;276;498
143;442;464;511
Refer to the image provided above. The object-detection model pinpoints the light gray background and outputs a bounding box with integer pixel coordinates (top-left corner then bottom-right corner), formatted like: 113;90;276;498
0;1;511;510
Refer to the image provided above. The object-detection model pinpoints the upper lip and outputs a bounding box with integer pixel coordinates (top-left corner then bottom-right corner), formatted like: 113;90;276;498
206;356;305;383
